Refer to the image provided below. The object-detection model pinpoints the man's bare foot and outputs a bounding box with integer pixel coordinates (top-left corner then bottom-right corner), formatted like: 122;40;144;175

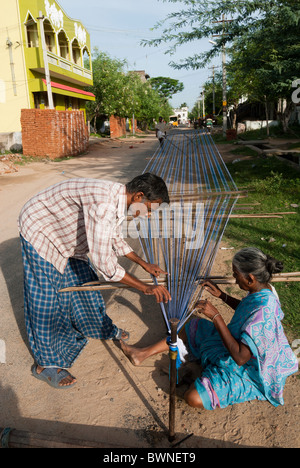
36;365;77;387
120;341;146;366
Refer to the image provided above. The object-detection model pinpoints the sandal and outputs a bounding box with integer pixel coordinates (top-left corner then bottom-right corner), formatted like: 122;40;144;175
114;328;130;342
31;365;77;389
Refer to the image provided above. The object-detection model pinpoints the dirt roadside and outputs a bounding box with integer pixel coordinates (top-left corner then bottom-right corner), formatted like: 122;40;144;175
0;132;299;449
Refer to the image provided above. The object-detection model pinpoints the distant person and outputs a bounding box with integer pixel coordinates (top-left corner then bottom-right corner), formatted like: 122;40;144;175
155;116;167;146
18;173;171;389
206;117;213;132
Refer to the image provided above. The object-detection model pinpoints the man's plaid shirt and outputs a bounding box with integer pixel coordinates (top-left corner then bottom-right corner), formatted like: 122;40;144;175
18;178;133;281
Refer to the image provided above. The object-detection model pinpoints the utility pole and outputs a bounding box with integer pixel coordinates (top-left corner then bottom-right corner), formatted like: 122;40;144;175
209;65;220;118
222;26;227;138
37;11;54;109
202;86;205;119
212;15;232;138
6;33;17;96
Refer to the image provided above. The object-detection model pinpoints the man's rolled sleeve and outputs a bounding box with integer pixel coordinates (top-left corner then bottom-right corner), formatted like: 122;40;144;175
99;257;126;282
112;224;133;257
86;204;131;282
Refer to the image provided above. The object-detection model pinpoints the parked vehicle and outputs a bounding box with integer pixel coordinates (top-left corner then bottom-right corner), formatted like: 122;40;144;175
169;115;178;127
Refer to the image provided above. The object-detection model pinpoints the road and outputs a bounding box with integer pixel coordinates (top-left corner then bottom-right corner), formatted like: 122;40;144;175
0;134;165;448
0;131;299;449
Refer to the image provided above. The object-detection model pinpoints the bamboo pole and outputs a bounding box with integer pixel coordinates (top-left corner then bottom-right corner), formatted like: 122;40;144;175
168;318;180;443
230;214;283;218
126;211;296;222
170;189;247;199
230;211;297;218
0;427;122;448
59;273;300;293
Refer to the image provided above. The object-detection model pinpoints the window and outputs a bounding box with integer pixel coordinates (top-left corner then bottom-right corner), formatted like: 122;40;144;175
44;20;56;53
58;31;69;60
72;39;81;65
72;98;80;110
64;97;80;110
34;92;48;109
25;16;38;48
34;92;56;109
83;47;91;70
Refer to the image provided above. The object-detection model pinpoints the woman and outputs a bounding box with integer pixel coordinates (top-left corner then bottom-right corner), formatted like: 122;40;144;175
121;247;298;410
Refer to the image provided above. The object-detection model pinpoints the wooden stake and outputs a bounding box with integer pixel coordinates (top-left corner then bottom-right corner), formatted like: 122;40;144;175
168;318;180;443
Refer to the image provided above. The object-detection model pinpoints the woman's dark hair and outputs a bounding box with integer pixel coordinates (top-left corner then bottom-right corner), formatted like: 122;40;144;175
126;173;170;204
232;247;284;283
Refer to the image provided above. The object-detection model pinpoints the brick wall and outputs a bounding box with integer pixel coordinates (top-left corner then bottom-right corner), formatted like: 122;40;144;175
21;109;89;160
109;115;126;138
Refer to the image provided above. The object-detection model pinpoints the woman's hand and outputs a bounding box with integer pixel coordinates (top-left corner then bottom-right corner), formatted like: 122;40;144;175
195;299;219;320
202;280;223;298
195;300;252;367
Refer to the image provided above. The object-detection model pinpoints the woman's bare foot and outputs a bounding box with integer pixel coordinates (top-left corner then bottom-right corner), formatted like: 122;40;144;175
36;365;77;387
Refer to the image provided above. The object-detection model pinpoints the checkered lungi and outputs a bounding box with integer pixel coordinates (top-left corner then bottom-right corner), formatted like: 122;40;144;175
20;235;118;368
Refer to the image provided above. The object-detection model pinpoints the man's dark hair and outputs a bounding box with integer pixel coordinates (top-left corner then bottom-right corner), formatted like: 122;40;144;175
126;173;169;204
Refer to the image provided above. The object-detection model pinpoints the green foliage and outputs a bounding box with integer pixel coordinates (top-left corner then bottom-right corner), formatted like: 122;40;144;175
144;1;300;69
149;76;184;100
86;49;175;130
224;155;300;336
250;172;285;195
144;0;300;132
86;49;130;120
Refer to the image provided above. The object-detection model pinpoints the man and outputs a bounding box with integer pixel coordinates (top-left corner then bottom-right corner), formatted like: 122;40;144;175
18;173;171;389
155;116;167;146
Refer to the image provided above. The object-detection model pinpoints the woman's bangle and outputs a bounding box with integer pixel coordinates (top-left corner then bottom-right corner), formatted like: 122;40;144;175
212;313;221;323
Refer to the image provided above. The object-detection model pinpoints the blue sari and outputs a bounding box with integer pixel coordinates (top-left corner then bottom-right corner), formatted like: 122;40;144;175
185;289;298;410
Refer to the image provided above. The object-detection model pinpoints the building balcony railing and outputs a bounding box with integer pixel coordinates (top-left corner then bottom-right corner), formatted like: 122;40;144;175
47;51;93;81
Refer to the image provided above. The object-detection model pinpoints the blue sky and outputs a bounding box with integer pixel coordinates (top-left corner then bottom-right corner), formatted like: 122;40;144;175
58;0;219;110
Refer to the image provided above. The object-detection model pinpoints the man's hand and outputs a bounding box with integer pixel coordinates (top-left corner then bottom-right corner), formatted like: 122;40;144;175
120;272;171;303
143;263;169;278
144;284;171;303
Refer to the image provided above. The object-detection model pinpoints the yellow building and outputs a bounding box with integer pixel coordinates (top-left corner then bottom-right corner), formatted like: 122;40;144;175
0;0;95;151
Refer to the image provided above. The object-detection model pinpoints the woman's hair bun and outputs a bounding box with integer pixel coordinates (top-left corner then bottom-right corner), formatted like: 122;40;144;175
266;256;284;275
233;247;284;283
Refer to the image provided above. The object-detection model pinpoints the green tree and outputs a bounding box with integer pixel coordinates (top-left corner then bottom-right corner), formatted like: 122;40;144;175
149;76;184;101
86;49;174;133
136;81;173;129
144;0;300;132
86;49;131;130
